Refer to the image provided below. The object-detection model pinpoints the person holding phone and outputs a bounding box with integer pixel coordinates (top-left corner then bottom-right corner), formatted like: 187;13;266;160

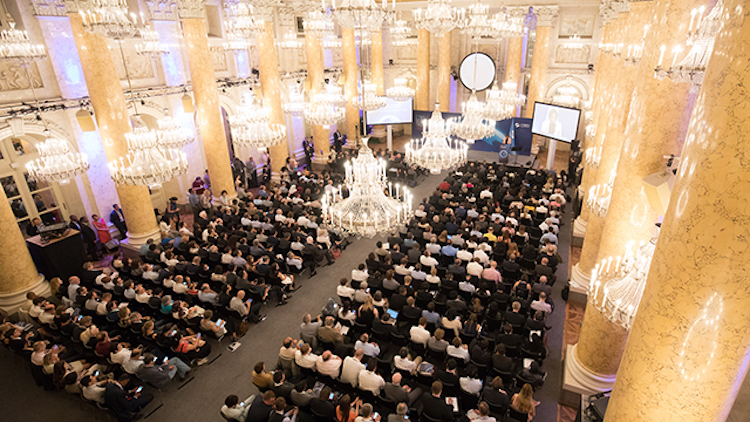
104;374;153;421
354;403;380;422
135;353;191;388
269;397;299;422
221;394;255;422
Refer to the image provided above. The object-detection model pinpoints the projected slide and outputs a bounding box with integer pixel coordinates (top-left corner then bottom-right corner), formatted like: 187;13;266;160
365;98;413;125
531;102;581;143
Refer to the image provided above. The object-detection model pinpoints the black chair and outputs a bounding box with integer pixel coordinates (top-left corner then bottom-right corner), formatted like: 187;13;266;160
426;348;447;365
458;389;479;412
487;402;508;422
409;340;426;357
421;412;442;422
507;408;528;422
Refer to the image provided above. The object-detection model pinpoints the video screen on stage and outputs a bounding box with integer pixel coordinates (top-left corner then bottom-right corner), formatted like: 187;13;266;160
365;98;413;126
531;102;581;143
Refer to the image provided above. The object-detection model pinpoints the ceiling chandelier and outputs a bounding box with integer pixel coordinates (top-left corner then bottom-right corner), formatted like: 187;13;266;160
303;9;334;38
356;81;387;110
136;25;169;57
406;103;467;174
386;77;415;101
26;135;89;185
79;0;138;40
589;237;657;330
331;0;388;32
223;31;250;53
155;114;195;149
224;0;262;40
484;81;525;121
654;0;721;86
322;139;412;237
277;32;304;49
283;84;306;116
305;82;346;127
413;0;461;37
551;76;580;108
453;91;495;145
109;120;188;188
322;35;342;49
389;18;416;46
490;9;525;39
563;34;584;49
354;28;372;46
0;22;46;65
458;2;493;39
230;92;287;150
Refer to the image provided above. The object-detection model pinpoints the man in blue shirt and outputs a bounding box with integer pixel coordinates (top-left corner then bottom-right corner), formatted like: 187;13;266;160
441;241;458;257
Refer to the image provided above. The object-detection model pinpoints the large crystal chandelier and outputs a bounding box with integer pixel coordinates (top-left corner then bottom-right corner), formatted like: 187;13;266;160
136;26;169;57
223;31;250;53
224;0;262;40
79;0;138;40
453;91;495;144
589;237;657;330
26;135;89;185
386;78;415;101
354;28;372;46
322;35;342;49
283;84;306;116
484;81;525;121
586;175;613;217
551;77;580;108
230;92;287;150
303;9;334;38
331;0;387;32
322;139;412;237
356;81;386;110
389;18;416;46
654;0;722;86
406;104;467;174
305;82;346;127
156;115;195;149
413;0;461;36
490;9;525;39
109;122;188;188
277;32;304;49
0;22;46;65
458;2;492;39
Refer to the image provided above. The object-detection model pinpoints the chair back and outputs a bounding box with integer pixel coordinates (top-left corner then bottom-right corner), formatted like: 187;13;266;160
507;408;528;422
220;410;240;422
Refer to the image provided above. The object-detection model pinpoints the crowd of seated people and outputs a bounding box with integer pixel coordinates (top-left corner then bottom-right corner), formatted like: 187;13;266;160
222;162;566;422
3;169;361;421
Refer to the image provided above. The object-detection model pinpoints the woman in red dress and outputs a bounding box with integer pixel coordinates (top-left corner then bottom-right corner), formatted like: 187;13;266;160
91;214;111;245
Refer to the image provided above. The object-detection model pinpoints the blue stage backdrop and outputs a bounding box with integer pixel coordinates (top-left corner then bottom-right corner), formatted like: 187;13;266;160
412;111;533;157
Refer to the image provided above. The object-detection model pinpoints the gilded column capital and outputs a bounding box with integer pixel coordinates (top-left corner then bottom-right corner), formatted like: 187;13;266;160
177;0;206;19
146;0;179;21
31;0;67;16
533;5;559;27
507;6;529;20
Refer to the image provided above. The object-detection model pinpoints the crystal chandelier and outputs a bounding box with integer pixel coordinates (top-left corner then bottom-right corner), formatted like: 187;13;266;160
277;32;304;49
586;181;612;217
413;0;461;37
322;35;342;49
303;9;334;38
283;84;306;116
584;146;601;169
156;114;195;149
224;0;262;40
356;81;386;110
654;0;721;86
78;0;138;40
589;237;657;330
322;139;412;237
331;0;387;32
230;92;287;150
109;122;188;188
551;77;580;108
458;2;493;39
406;104;467;174
453;91;495;144
484;81;525;121
223;31;250;52
389;18;416;46
564;34;584;49
26;135;89;185
0;22;46;66
305;82;346;127
136;26;169;57
386;78;415;101
354;28;372;46
490;10;525;39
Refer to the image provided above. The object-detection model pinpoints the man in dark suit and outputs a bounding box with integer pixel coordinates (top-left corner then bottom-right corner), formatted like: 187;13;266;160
383;372;422;406
481;377;510;410
110;204;127;238
435;359;460;387
503;302;526;328
270;371;294;399
420;381;455;422
333;130;343;153
491;345;514;373
104;375;153;421
495;323;522;351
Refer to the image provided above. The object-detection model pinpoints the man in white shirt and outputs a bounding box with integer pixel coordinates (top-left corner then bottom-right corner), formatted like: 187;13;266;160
466;258;484;277
473;248;490;265
531;292;553;313
409;317;430;345
316;351;343;378
425;239;441;255
279;337;298;362
351;265;369;283
294;343;318;369
459;365;483;396
479;188;493;200
354;334;381;358
337;278;355;300
420;251;438;269
67;276;81;301
81;375;108;404
358;358;386;395
340;349;366;387
456;246;473;263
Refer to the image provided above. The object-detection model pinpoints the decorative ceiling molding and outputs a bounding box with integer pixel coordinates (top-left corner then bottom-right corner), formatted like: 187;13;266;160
177;0;207;19
146;0;180;21
32;0;67;16
534;6;559;27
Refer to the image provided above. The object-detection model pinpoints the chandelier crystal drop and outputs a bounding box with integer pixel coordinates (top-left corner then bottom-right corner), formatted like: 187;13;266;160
452;91;495;145
304;82;346;127
322;139;412;238
484;81;525;121
78;0;138;40
406;104;468;174
223;31;251;52
458;2;493;39
303;9;335;38
230;92;287;150
332;0;387;32
26;135;89;185
136;26;169;57
283;84;306;116
356;81;387;111
0;22;47;66
386;78;415;101
155;114;195;149
108;123;188;188
589;237;658;330
413;0;462;36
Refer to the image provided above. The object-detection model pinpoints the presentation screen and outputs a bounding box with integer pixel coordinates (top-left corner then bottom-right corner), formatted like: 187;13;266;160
531;102;581;143
365;98;413;125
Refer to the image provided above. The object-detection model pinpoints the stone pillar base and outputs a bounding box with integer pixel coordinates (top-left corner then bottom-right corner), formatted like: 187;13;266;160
572;216;587;247
0;274;48;315
569;263;592;295
370;125;387;141
562;344;617;396
120;227;161;261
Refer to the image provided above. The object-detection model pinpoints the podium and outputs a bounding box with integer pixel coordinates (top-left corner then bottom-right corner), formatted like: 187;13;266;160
26;229;86;281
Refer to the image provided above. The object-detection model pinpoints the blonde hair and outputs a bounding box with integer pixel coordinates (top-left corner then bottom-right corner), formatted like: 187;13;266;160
515;384;534;413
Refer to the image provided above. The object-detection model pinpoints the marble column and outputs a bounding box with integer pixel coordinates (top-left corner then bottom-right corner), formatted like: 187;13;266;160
605;1;750;419
180;12;235;196
257;21;289;177
524;6;557;118
371;30;384;95
0;186;47;313
505;37;523;87
437;31;452;112
68;13;159;246
305;32;329;162
416;28;430;110
342;28;359;140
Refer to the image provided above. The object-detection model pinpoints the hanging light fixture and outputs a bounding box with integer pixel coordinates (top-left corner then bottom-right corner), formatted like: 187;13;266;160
322;35;342;49
551;78;580;108
386;78;415;101
0;22;46;65
223;30;250;53
331;0;388;32
78;0;139;40
230;91;287;150
283;83;306;116
322;138;412;237
136;25;169;57
26;135;89;185
354;28;372;46
109;119;188;188
304;82;346;128
389;18;416;46
156;114;195;149
356;80;387;110
303;9;334;38
484;81;525;121
277;32;304;49
224;0;262;40
489;8;525;39
406;103;468;174
453;91;495;145
458;1;493;39
413;0;462;37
